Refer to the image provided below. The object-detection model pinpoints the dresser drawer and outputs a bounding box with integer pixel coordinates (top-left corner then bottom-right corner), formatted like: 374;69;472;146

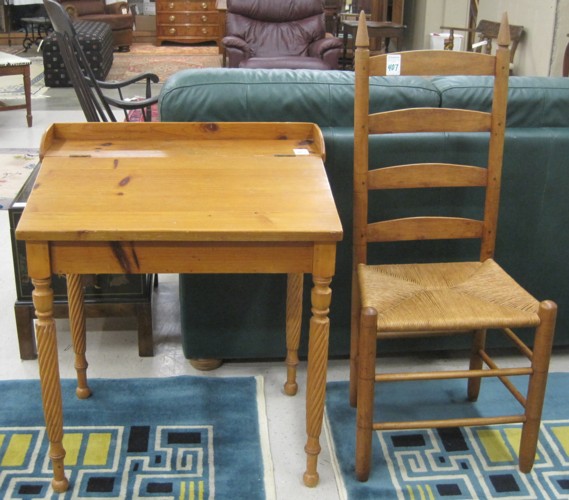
157;12;218;25
157;24;220;37
157;0;216;12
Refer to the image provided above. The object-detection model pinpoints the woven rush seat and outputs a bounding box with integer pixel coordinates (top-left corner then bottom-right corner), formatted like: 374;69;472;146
43;20;113;87
358;259;541;333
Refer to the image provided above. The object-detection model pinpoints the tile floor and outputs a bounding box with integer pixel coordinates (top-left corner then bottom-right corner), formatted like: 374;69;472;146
1;66;567;500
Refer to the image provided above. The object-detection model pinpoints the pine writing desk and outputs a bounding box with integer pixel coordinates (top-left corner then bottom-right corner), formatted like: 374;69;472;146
16;122;343;491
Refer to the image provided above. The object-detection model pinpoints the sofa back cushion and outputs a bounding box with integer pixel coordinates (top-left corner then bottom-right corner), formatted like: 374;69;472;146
159;69;441;127
61;0;104;16
433;76;569;127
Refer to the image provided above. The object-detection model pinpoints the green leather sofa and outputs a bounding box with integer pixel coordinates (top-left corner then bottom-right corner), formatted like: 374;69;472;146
159;69;569;364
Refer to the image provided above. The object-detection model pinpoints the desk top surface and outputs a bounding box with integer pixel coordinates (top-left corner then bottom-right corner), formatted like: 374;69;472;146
16;122;343;243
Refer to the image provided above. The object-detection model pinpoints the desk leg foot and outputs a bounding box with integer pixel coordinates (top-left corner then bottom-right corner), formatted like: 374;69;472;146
284;273;303;396
50;441;69;493
303;275;331;487
67;274;91;399
32;276;69;492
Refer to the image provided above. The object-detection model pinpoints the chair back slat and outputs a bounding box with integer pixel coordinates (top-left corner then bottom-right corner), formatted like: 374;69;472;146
368;50;496;76
353;10;511;263
367;217;484;242
367;164;488;189
369;108;491;134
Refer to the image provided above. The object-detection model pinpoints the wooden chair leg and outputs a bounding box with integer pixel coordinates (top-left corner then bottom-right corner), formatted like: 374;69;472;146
349;273;361;407
519;300;557;472
355;307;377;482
467;329;487;401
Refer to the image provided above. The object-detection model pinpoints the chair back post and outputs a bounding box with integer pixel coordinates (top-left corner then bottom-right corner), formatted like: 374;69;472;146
480;11;511;261
43;0;116;122
353;11;370;268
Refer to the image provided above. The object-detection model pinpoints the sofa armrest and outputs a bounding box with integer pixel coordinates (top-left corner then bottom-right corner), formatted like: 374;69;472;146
106;1;130;15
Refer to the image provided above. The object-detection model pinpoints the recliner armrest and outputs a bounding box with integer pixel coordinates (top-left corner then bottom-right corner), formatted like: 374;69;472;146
308;36;343;58
222;36;249;53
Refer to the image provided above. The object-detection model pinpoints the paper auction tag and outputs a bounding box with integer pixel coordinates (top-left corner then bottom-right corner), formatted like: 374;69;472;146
386;54;401;75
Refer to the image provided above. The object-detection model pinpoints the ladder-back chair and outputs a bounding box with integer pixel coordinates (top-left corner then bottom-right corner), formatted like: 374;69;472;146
351;11;557;481
43;0;159;122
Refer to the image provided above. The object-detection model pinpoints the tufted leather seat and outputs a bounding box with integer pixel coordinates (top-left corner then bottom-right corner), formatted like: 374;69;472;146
222;0;343;70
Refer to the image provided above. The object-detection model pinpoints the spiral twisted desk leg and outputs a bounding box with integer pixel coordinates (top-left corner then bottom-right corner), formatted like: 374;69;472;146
284;273;303;396
32;277;69;493
303;275;332;487
67;274;91;399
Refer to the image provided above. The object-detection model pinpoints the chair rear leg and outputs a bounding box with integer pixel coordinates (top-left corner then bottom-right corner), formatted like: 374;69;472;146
356;307;378;482
467;329;487;401
349;273;361;407
519;300;557;472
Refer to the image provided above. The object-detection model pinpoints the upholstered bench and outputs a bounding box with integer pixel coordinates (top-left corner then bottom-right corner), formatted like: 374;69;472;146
42;20;113;87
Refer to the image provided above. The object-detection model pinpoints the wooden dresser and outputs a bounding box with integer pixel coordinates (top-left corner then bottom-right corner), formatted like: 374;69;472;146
156;0;223;47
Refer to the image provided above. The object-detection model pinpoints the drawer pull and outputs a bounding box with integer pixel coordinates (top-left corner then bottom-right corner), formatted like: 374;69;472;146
168;2;174;8
202;15;208;22
169;27;177;35
202;27;208;34
201;2;207;9
169;15;176;21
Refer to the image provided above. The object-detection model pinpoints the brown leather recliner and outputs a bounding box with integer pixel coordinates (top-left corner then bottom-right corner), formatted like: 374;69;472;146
223;0;343;69
59;0;134;51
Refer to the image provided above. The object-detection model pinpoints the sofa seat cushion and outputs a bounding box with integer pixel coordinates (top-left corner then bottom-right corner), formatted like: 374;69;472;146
239;56;332;70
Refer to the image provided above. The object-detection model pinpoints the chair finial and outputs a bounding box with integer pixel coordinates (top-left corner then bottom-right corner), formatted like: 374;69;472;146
498;11;511;47
356;10;369;48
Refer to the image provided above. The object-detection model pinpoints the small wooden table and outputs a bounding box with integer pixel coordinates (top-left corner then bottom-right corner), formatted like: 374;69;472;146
0;52;32;127
16;122;343;491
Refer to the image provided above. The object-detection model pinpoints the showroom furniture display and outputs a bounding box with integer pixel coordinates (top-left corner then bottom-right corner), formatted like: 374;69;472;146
222;0;343;69
44;0;159;121
20;15;52;51
159;68;569;365
0;51;32;126
441;18;524;73
156;0;222;47
16;121;342;491
42;19;113;87
350;12;555;481
9;166;154;360
59;0;134;51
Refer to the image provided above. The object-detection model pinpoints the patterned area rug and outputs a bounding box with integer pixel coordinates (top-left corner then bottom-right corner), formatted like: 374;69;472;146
0;149;39;209
0;376;274;499
326;372;569;499
107;50;222;83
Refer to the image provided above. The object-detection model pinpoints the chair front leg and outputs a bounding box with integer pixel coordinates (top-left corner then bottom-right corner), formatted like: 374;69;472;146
519;300;557;472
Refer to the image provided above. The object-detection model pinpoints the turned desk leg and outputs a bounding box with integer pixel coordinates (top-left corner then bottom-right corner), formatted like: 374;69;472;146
284;273;303;396
67;274;91;399
32;276;69;493
303;275;332;487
